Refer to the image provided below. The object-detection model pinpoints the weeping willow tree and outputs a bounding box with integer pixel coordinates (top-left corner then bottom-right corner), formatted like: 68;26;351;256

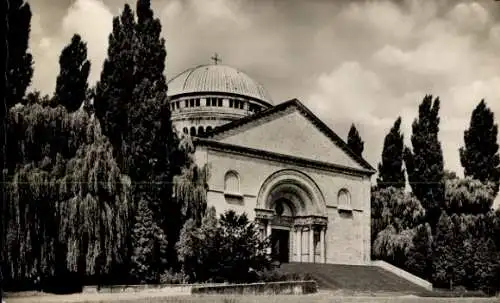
3;103;88;281
173;163;210;227
57;114;132;277
3;103;132;284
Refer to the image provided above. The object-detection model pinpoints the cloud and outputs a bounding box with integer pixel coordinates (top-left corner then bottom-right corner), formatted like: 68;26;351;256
29;0;500;208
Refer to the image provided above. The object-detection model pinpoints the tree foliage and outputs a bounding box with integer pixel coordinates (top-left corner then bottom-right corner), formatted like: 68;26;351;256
371;186;430;274
2;0;34;271
405;223;433;280
404;95;444;232
173;164;209;227
433;212;500;293
130;197;167;284
94;4;135;157
371;186;425;245
53;34;91;112
5;0;33;107
432;213;461;289
57;117;132;277
176;208;270;283
377;117;405;189
94;0;183;270
347;123;364;157
459;99;500;196
2;104;132;282
444;177;496;215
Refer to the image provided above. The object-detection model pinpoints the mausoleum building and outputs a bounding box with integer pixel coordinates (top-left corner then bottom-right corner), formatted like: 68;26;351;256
167;57;376;265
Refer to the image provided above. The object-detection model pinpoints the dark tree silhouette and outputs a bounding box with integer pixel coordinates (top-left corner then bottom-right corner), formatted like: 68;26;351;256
404;95;444;232
53;34;91;112
347;124;364;157
377;117;405;189
459;99;500;196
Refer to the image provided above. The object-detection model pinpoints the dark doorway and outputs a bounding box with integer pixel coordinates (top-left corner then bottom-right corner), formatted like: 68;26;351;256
271;229;290;263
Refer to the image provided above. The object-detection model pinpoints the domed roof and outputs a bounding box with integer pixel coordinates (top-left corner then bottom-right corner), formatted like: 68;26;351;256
167;64;273;104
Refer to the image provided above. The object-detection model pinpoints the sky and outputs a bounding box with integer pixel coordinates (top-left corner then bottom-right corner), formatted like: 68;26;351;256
29;0;500;207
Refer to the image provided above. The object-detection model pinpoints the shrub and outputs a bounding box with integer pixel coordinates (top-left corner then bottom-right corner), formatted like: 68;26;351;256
159;270;189;284
176;208;271;283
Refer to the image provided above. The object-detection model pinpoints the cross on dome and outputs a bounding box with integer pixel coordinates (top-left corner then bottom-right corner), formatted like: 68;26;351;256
211;53;221;65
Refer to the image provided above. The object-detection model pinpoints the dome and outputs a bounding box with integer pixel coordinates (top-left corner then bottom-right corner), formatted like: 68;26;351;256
167;64;273;105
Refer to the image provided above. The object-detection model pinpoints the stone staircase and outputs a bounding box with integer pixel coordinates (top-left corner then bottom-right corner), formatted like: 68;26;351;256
279;262;433;295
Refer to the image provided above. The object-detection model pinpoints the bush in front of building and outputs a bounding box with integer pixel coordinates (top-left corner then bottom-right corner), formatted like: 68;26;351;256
176;208;272;283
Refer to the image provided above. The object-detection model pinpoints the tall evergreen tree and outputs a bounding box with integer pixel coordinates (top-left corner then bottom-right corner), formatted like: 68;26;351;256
459;99;500;196
404;95;444;232
94;4;136;164
53;34;91;112
5;0;33;107
2;0;33;282
95;0;183;272
130;197;167;284
377;117;406;189
347;123;364;157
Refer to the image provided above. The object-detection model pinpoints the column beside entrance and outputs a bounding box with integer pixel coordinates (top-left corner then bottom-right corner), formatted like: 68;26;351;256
295;226;302;262
309;225;314;262
293;216;328;264
320;226;326;263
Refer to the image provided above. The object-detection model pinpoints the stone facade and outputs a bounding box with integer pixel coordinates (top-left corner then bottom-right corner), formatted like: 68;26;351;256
193;99;375;265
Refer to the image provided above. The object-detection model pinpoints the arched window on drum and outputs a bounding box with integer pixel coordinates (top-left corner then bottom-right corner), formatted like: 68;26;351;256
338;188;352;212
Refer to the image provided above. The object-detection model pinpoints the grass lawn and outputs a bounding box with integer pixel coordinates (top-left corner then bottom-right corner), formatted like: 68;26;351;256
4;291;499;303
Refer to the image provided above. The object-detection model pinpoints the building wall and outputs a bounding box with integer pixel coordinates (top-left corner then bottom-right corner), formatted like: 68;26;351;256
194;146;372;265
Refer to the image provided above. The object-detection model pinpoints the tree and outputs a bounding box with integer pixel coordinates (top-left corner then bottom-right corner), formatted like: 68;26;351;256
404;95;445;232
53;34;91;112
176;209;270;283
173;164;209;227
2;0;33;276
371;187;425;246
443;169;458;181
25;91;52;106
94;0;180;272
459;99;500;196
56;115;132;279
347;124;364;157
5;0;33;107
130;197;168;284
2;103;133;286
444;177;496;215
405;223;433;280
432;213;459;289
94;4;136;161
377;117;405;189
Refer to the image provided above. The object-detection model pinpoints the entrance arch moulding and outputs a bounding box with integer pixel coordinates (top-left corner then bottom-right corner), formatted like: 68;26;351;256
254;169;328;263
255;169;327;217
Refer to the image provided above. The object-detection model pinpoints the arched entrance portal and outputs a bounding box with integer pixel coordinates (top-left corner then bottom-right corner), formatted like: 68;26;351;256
255;170;328;264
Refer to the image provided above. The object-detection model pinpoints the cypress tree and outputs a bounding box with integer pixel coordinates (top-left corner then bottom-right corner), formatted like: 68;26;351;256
94;4;136;165
404;95;444;232
53;34;91;112
2;0;33;282
347;123;364;157
459;99;500;196
5;0;33;107
95;0;181;272
130;197;168;284
377;117;406;189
